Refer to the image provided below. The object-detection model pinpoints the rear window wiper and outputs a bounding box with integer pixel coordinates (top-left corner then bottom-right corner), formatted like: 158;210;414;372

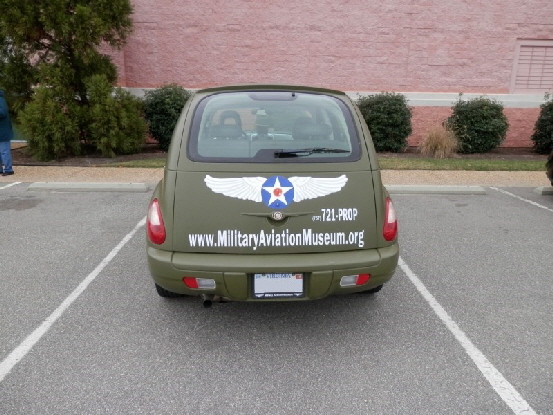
274;148;350;158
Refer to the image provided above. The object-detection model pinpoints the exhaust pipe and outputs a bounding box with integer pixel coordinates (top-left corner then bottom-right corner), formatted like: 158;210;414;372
201;294;214;308
201;294;230;308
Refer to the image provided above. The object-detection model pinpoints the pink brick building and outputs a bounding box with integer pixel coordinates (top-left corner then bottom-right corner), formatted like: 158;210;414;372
111;0;553;148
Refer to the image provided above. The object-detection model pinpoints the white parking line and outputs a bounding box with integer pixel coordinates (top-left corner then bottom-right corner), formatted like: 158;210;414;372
0;182;21;190
0;217;146;383
490;187;553;213
399;257;536;415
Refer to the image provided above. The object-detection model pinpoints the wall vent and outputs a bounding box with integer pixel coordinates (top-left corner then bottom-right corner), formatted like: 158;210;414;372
511;40;553;93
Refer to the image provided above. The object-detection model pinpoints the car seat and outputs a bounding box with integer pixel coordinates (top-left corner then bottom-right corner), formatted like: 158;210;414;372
292;117;331;141
209;110;246;139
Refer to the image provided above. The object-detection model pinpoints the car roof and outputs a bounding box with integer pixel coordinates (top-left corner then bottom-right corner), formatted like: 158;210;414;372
195;84;347;96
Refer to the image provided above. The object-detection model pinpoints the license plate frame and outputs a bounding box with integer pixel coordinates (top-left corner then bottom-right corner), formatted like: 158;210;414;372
252;273;305;299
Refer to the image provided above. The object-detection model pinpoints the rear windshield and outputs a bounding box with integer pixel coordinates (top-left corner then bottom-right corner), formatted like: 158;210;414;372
187;91;361;163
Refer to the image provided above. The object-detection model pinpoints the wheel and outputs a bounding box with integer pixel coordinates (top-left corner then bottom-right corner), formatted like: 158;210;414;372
155;283;184;298
357;284;383;295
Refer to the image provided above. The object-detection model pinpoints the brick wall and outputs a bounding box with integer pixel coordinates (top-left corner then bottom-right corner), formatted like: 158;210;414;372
110;0;553;147
117;0;553;92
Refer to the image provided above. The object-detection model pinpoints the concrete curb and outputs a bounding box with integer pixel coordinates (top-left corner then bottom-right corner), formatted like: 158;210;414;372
27;182;150;192
533;186;553;195
386;185;487;195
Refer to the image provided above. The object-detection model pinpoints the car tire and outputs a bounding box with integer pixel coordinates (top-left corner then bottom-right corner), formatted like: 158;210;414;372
155;283;185;298
357;284;383;295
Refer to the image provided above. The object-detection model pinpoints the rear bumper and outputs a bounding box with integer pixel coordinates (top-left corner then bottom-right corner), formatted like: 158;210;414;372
147;244;399;301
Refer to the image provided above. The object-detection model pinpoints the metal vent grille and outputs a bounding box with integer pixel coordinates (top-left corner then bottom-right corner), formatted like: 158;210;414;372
511;41;553;93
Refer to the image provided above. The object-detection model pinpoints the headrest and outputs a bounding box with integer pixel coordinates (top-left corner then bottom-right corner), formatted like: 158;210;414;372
293;122;332;139
209;124;244;139
218;110;242;128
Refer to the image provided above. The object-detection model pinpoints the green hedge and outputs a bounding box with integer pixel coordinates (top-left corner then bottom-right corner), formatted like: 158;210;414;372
447;96;508;154
356;92;412;153
19;87;82;160
531;96;553;154
19;75;147;161
86;75;147;157
144;84;191;151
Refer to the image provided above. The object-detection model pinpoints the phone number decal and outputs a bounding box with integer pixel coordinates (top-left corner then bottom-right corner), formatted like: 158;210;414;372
312;208;358;222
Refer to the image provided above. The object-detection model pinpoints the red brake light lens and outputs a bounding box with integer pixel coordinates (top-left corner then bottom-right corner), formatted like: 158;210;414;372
383;197;397;241
356;273;370;285
182;277;216;289
183;277;199;289
147;198;166;245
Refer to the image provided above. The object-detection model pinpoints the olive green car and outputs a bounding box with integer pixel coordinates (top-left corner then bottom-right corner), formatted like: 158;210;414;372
146;85;399;304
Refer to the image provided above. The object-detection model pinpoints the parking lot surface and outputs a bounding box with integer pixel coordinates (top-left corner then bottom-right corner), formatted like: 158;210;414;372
0;181;551;414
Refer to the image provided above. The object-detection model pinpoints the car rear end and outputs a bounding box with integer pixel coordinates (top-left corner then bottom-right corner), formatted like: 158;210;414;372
147;85;398;302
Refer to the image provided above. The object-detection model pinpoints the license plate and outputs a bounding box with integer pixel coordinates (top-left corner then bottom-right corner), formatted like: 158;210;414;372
253;273;304;299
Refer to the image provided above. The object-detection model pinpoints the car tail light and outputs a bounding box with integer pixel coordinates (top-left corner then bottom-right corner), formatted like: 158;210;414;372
183;277;198;289
383;197;397;241
147;198;166;245
183;277;216;290
340;273;371;287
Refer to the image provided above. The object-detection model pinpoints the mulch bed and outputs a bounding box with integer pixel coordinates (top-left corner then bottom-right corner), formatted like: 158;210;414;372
11;143;168;167
11;143;547;167
378;146;547;161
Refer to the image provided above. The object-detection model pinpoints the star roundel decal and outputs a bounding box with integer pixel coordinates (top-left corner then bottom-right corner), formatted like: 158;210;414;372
204;174;348;210
261;176;294;208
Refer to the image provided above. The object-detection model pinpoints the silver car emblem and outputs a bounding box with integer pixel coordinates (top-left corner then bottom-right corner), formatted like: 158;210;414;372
271;211;286;221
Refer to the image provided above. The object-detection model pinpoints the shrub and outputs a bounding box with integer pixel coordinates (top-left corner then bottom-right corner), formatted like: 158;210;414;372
144;84;191;151
19;86;81;161
19;75;147;160
531;95;553;154
0;0;133;119
419;124;458;158
547;150;553;185
356;92;412;152
447;96;508;154
18;60;148;160
86;75;147;157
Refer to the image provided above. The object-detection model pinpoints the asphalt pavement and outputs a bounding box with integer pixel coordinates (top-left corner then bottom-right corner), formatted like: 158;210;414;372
1;182;552;414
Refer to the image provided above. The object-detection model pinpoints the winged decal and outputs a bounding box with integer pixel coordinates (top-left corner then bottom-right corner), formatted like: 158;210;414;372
204;174;348;209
